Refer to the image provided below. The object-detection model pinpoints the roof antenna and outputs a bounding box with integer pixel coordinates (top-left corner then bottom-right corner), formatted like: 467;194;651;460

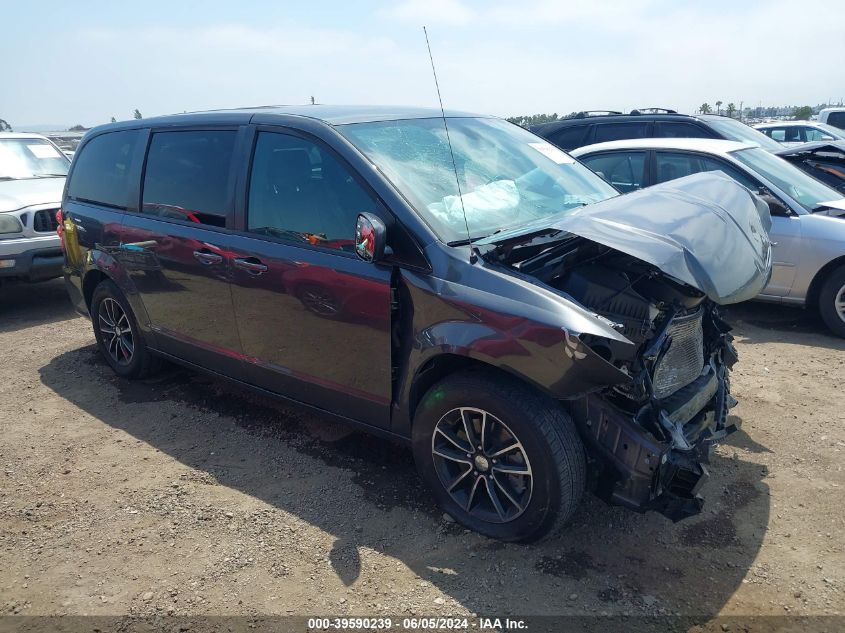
423;26;475;264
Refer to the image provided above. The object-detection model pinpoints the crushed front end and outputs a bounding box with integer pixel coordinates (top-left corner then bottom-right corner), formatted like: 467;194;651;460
481;235;746;521
475;173;772;521
570;285;740;521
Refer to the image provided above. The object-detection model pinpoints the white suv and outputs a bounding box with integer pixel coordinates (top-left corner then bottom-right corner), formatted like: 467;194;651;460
0;133;70;285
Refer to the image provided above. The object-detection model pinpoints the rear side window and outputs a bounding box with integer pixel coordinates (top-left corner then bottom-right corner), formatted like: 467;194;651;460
580;151;646;193
142;130;237;227
766;128;786;141
546;125;589;150
593;122;649;143
827;112;845;129
655;122;714;138
68;130;141;208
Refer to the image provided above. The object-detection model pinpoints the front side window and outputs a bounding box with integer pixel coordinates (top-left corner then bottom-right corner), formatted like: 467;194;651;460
826;112;845;129
804;127;836;142
67;130;140;208
696;156;759;189
593;122;649;143
731;147;843;210
655;152;698;183
142;130;236;227
338;117;617;243
580;151;646;193
0;138;70;180
246;131;376;251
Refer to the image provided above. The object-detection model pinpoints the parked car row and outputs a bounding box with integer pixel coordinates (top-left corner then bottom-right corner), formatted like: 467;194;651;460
531;109;845;338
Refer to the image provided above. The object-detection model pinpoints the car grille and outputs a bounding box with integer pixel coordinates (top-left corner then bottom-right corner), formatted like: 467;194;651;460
652;309;705;400
33;209;60;233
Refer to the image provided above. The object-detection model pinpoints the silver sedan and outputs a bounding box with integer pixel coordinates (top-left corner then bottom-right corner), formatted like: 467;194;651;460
571;138;845;337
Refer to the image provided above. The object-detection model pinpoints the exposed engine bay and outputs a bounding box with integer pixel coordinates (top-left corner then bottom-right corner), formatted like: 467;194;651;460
483;233;741;521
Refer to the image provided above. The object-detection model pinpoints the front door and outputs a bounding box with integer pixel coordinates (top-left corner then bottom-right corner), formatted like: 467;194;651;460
228;129;393;428
120;128;245;376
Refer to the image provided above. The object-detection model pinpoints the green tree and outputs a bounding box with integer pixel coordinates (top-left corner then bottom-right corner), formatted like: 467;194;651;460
133;109;143;120
726;103;736;118
506;113;562;128
68;124;87;132
715;100;723;115
699;103;712;114
0;118;11;132
110;117;117;123
792;105;813;120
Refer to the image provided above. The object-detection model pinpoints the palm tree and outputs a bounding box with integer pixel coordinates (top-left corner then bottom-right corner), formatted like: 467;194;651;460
699;103;712;114
726;103;736;118
715;100;723;115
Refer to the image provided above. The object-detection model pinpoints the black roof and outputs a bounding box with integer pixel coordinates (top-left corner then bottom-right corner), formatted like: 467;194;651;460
532;110;715;134
86;104;487;137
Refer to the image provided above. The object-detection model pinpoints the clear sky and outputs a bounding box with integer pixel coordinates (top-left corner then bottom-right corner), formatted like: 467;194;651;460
3;0;844;129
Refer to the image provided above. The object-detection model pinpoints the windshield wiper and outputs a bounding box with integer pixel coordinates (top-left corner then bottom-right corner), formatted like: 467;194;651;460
447;235;489;247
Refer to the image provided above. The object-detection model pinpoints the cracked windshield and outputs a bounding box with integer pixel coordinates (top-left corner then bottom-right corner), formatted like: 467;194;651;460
340;116;617;243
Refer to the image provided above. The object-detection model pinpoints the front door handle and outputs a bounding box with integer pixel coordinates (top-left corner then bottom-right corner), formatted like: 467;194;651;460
234;257;268;274
193;250;223;265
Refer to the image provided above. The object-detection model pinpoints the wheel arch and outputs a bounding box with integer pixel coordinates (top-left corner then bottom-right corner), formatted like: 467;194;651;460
408;353;551;426
806;254;845;313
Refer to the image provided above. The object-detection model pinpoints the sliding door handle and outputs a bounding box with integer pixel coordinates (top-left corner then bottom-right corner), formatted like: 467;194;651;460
193;250;223;265
234;257;268;274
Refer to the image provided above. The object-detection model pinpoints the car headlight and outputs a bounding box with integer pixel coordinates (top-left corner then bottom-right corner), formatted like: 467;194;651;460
0;215;23;235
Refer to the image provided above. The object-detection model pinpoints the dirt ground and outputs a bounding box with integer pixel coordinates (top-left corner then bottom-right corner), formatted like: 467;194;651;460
1;278;843;629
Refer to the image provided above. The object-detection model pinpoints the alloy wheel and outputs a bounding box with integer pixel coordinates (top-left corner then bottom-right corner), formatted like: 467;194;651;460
98;297;134;366
836;284;845;323
431;407;533;524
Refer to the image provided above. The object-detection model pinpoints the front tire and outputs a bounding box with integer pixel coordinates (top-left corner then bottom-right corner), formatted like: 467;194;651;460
90;280;160;379
818;264;845;338
412;370;586;542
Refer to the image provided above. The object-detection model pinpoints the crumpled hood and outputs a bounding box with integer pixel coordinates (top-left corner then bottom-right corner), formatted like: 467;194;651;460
478;172;773;305
0;177;65;213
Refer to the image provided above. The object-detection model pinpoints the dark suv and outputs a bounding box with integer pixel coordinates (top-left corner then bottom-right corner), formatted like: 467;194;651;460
533;109;785;153
60;106;771;541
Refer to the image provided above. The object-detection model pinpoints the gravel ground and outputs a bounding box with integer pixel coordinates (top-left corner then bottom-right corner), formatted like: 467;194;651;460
0;279;843;628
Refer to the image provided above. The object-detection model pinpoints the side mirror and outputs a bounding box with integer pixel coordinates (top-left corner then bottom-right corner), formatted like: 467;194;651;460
757;187;791;217
355;213;387;262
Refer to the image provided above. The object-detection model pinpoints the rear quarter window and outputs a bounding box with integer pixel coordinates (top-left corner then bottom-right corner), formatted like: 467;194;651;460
67;130;141;208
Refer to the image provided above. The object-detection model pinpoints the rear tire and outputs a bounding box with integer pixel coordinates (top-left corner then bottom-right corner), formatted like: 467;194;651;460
412;370;586;542
818;265;845;338
90;280;160;379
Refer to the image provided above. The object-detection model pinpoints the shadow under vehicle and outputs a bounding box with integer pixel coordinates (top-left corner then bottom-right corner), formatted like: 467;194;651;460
59;106;771;542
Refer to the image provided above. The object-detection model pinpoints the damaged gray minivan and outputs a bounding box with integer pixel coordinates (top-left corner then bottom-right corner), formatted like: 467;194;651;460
62;107;772;541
